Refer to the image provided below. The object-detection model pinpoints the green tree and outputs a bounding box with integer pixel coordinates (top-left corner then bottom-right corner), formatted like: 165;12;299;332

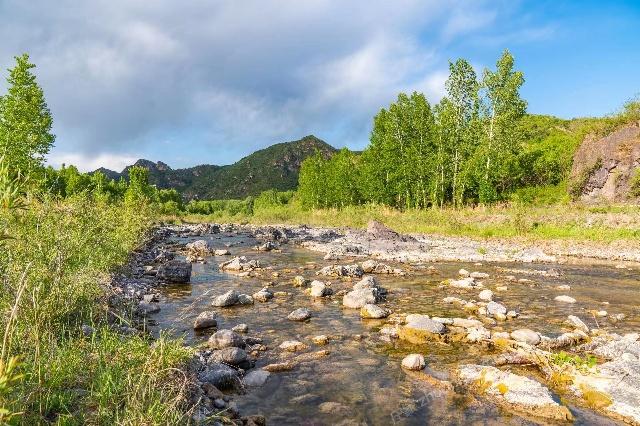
297;151;328;209
478;50;527;203
0;54;55;175
124;166;155;203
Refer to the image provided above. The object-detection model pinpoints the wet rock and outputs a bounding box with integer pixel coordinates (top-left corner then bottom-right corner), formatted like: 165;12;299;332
360;304;390;319
279;340;309;352
210;347;248;365
199;363;240;390
510;329;541;346
213;249;231;256
232;323;248;333
399;314;446;343
443;296;467;305
254;241;277;251
212;290;239;307
312;335;329;345
309;280;332;297
361;259;403;275
194;311;218;330
156;261;192;283
555;295;576;303
343;288;379;309
263;361;295;372
237;294;254;305
219;256;261;272
401;354;425;371
456;364;573;421
380;326;399;338
252;288;274;302
352;276;385;293
208;329;245;349
317;264;364;278
486;301;507;316
185;239;211;255
243;369;271;387
138;301;160;315
567;315;589;333
292;276;309;287
478;289;493;301
288;308;311;321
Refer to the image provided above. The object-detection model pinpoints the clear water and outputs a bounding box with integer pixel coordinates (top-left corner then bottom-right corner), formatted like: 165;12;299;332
149;231;639;425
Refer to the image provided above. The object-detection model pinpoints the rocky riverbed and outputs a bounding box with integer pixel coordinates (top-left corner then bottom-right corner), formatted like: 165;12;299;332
111;221;640;425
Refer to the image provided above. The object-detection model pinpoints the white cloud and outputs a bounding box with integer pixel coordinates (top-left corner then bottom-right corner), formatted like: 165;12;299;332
47;152;137;172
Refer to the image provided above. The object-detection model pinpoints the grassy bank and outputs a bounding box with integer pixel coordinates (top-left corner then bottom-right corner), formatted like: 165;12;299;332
0;197;192;424
165;201;640;244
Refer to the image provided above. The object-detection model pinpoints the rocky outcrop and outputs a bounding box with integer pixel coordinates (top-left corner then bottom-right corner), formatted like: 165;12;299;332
570;122;640;202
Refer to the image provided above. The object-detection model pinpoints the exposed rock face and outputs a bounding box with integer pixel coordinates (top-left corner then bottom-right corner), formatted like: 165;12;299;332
570;122;640;202
456;364;573;421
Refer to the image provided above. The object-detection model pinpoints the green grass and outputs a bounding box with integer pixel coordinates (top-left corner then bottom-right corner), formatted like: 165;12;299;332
0;196;195;424
163;200;640;244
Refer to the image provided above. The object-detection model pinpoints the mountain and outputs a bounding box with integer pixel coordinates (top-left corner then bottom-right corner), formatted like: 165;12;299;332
97;135;336;199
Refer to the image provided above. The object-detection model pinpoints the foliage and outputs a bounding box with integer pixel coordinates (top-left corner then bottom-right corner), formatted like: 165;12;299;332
629;168;640;197
550;351;598;372
0;54;55;175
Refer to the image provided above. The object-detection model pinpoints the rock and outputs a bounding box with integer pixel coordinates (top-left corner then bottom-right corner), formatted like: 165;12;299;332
360;259;403;275
352;276;382;291
208;330;245;349
470;271;489;279
360;304;390;319
452;318;483;328
366;220;413;241
213;249;231;256
458;268;470;277
567;315;589;333
210;347;248;365
199;364;240;390
506;310;518;319
279;340;309;352
288;308;311;321
323;252;340;260
309;280;332;297
556;284;571;291
219;256;260;272
193;311;218;330
156;261;192;283
399;314;446;343
232;323;248;333
312;335;329;345
496;285;508;291
81;324;94;336
343;288;379;309
443;296;466;305
242;369;271;387
252;288;274;302
448;277;479;288
138;301;160;315
401;354;425;370
510;329;541;346
317;264;364;278
555;295;576;303
254;241;277;251
486;301;507;316
380;326;399;338
292;276;309;287
237;294;254;305
212;290;239;307
478;289;494;301
466;327;491;342
185;239;211;255
456;364;572;421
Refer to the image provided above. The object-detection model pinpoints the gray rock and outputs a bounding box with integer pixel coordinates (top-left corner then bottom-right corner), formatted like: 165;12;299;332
138;301;160;315
242;369;271;387
232;323;248;333
555;295;576;303
208;329;245;349
510;328;541;346
210;347;248;365
252;288;273;302
213;249;231;256
478;289;494;301
343;288;379;308
193;311;218;330
401;354;425;370
237;294;254;305
219;256;260;272
487;301;507;316
288;308;311;321
309;280;332;297
360;304;390;319
212;290;239;307
156;261;192;283
567;315;589;333
199;364;240;390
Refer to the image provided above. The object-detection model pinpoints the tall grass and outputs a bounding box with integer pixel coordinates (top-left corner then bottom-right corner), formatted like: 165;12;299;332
0;195;193;424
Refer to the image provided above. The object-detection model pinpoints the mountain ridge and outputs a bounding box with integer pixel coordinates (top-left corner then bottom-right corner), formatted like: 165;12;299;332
95;135;336;199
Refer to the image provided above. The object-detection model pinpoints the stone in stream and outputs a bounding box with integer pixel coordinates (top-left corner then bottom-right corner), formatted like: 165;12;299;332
185;239;211;255
478;289;494;301
567;315;589;333
401;354;425;371
312;335;330;345
137;301;160;315
486;301;507;316
448;277;481;289
510;329;541;346
360;304;390;319
252;288;274;302
193;311;217;330
199;363;240;391
219;256;261;272
232;323;248;333
317;264;364;278
458;268;470;277
208;329;245;349
556;284;571;291
360;259;403;275
213;249;231;256
455;364;572;421
156;260;192;283
242;369;271;387
343;288;379;309
288;308;311;321
470;271;489;279
466;326;491;342
555;295;576;303
212;289;239;307
399;314;446;344
292;275;309;287
254;241;277;251
210;347;248;365
279;340;309;352
309;280;332;297
237;294;254;305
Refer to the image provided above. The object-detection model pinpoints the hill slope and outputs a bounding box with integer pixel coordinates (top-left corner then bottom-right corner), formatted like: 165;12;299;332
98;135;336;199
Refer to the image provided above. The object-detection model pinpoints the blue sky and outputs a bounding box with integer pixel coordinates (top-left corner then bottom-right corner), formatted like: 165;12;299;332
0;0;638;171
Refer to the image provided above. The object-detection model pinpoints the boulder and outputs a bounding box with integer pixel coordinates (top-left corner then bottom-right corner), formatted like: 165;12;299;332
343;288;379;309
219;256;260;272
208;329;245;349
212;290;239;307
193;311;217;330
288;308;311;321
401;354;425;371
252;288;274;303
156;261;192;283
487;301;507;316
360;304;390;319
399;314;446;343
210;347;248;365
317;264;364;278
309;280;332;297
237;294;254;305
478;289;494;301
510;329;541;346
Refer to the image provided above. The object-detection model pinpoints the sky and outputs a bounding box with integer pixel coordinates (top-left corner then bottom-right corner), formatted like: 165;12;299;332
1;0;639;172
